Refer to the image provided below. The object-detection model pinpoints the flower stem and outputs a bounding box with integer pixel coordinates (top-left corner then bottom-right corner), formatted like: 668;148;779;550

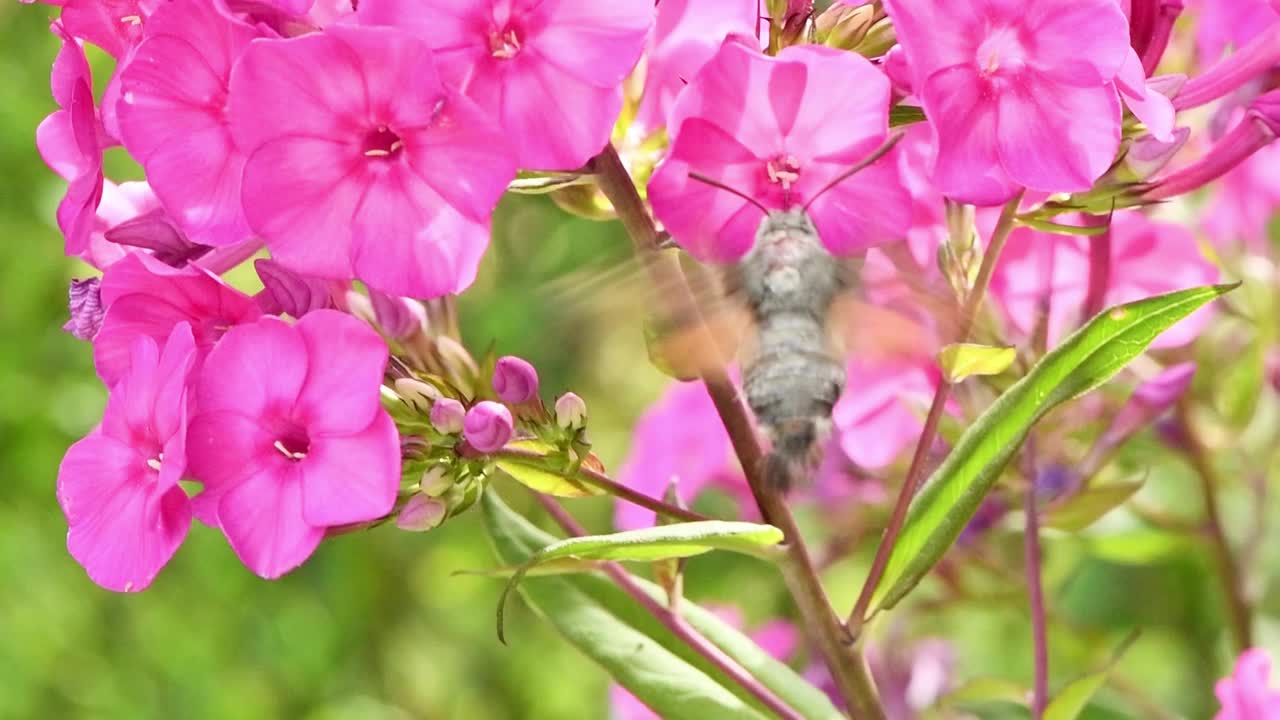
590;144;885;720
1176;401;1253;653
492;447;710;523
535;494;806;720
848;190;1024;631
1082;216;1112;320
1023;449;1049;718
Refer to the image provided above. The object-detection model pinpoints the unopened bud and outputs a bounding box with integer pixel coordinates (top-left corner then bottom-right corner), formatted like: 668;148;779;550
430;398;466;435
815;2;876;50
435;335;479;385
419;464;452;496
369;290;428;340
492;355;539;404
1126;125;1189;179
63;278;103;341
255;259;335;317
463;401;514;453
554;392;587;430
343;289;377;325
105;208;209;267
394;377;441;414
396;494;446;532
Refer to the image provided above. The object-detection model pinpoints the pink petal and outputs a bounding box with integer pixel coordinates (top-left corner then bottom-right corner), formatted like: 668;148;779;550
1023;0;1129;85
300;410;400;526
773;44;891;162
59;434;190;591
527;0;652;88
880;0;982;82
802;159;911;255
293;310;388;435
100;322;196;444
401;93;516;222
216;463;324;579
995;73;1121;194
187;410;278;525
669;40;784;157
36;110;83;182
921;66;1020;205
61;0;151;58
1115;49;1175;143
195;316;308;417
497;55;625;169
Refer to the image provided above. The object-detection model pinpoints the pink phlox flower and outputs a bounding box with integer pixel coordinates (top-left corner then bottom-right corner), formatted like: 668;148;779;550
36;22;105;259
634;0;762;132
883;0;1131;205
649;40;910;262
93;252;262;385
1203;139;1280;250
358;0;652;170
989;210;1219;349
1191;0;1278;64
834;354;944;471
57;322;197;592
614;379;746;530
228;25;517;297
1215;648;1280;720
187;310;400;579
1115;47;1177;142
60;0;164;58
117;0;263;247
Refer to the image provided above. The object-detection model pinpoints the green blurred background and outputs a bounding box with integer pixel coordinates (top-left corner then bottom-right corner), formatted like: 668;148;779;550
4;4;1279;719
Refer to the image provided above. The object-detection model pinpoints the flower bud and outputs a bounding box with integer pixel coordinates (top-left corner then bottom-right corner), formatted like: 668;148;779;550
394;377;441;414
369;290;428;340
435;335;479;386
255;259;335;317
1129;0;1183;76
1144;98;1278;201
815;3;876;50
104;208;209;267
1266;349;1280;395
492;355;539;404
1126;125;1189;178
419;464;452;497
463;400;513;453
343;289;377;325
396;494;446;532
430;397;466;435
1173;25;1280;110
62;277;103;341
554;392;588;430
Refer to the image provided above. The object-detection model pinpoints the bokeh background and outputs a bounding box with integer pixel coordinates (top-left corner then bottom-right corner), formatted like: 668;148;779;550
4;3;1279;719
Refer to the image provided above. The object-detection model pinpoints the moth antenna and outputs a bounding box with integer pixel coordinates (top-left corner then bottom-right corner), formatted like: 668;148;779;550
687;172;771;216
801;130;906;212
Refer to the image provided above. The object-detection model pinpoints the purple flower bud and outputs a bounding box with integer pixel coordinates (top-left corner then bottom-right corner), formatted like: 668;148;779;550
419;464;452;497
1173;25;1280;110
1129;0;1183;76
430;398;466;435
104;208;210;267
1127;125;1190;178
396;494;446;532
369;290;427;340
1034;464;1076;502
62;277;103;341
463;401;513;453
492;355;539;404
1154;415;1190;450
255;259;335;317
554;392;588;430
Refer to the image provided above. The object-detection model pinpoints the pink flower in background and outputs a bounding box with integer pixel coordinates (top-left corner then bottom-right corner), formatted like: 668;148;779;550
883;0;1130;205
93;252;262;384
187;311;400;579
117;0;262;247
57;323;197;591
359;0;652;170
1215;648;1280;720
634;0;760;131
615;380;745;529
990;211;1219;349
648;41;909;262
1192;0;1278;63
1203;142;1280;250
834;356;942;470
36;23;104;258
228;25;516;297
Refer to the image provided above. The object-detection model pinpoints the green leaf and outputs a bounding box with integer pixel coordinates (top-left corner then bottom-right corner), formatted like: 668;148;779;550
1016;217;1112;236
482;492;841;720
497;520;784;641
1044;480;1145;532
938;343;1017;383
871;284;1236;612
1043;631;1140;720
494;440;604;497
506;172;595;195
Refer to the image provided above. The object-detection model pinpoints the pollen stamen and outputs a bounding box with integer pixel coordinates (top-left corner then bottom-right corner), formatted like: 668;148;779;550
273;439;307;460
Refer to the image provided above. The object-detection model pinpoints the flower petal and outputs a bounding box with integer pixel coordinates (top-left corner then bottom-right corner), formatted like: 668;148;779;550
300;411;400;527
996;73;1120;194
921;66;1019;205
216;463;323;579
293;310;388;435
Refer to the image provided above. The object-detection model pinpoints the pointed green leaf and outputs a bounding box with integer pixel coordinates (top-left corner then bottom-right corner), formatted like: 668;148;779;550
1044;632;1140;720
941;677;1028;707
494;440;603;497
1044;480;1145;532
497;520;783;641
938;343;1018;383
482;493;842;720
871;284;1236;612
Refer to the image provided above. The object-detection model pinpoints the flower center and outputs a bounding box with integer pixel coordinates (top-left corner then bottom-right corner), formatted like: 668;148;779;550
766;155;803;193
489;27;522;59
146;454;163;472
273;429;310;462
362;126;404;159
976;25;1028;76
